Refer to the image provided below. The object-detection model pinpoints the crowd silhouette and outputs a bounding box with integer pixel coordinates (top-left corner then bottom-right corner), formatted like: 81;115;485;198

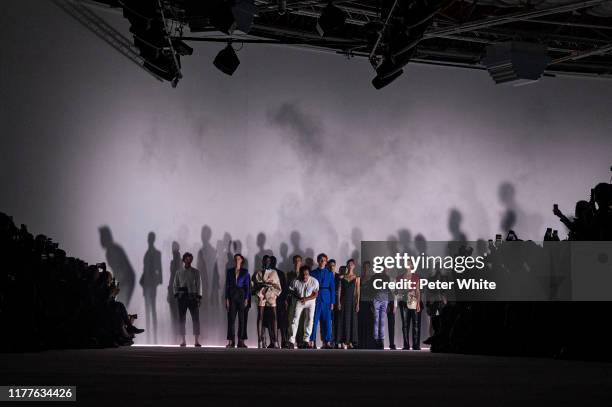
425;180;612;360
1;174;611;360
0;214;144;351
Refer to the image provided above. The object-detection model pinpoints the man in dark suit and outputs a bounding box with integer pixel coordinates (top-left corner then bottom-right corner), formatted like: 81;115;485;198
225;253;250;348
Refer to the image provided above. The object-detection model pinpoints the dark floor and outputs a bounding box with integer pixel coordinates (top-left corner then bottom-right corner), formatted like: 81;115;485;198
1;346;611;406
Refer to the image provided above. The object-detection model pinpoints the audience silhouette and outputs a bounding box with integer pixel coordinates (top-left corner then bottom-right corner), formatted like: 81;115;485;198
0;216;143;351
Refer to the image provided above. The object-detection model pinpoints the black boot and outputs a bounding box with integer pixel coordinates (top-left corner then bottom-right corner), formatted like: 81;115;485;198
127;325;144;335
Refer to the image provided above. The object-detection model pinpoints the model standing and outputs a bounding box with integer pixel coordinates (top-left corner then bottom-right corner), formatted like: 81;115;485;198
309;253;335;349
252;255;282;348
173;252;202;347
337;259;360;348
287;265;319;349
225;253;250;348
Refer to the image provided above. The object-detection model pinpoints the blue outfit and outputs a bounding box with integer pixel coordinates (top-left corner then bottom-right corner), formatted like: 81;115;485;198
309;267;335;343
225;268;251;300
372;273;390;341
225;268;251;341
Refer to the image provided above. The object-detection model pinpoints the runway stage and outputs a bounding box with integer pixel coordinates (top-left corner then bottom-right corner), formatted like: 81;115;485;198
1;347;610;406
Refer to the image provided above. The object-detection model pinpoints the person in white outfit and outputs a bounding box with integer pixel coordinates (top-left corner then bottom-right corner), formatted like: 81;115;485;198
288;265;319;349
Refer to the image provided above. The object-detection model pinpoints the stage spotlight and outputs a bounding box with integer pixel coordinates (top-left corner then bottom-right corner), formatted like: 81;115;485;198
122;0;181;84
375;58;401;80
316;3;346;37
213;43;240;75
372;69;404;90
481;41;551;86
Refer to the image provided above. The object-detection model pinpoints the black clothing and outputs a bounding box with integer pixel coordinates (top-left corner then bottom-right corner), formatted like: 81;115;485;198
337;277;359;345
178;295;200;336
387;300;396;348
276;269;289;345
227;292;247;341
399;301;421;349
358;277;376;349
225;267;250;342
167;252;181;336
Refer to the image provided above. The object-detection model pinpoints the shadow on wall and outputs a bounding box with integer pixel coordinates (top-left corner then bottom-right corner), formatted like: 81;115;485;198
498;181;543;239
448;208;468;242
350;227;362;273
254;232;273;272
197;225;216;343
278;241;292;272
99;225;136;308
167;241;181;341
289;230;305;259
214;232;232;308
197;225;214;305
499;182;518;233
141;231;162;344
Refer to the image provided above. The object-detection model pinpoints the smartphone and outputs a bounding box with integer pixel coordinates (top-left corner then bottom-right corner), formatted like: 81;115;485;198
553;204;559;211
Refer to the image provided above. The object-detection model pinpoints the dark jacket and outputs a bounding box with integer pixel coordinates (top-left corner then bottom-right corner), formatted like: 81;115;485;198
225;268;251;301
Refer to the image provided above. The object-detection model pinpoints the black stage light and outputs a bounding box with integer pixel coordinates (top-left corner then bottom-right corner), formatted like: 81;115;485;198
372;69;404;90
213;43;240;75
122;0;181;84
316;3;346;37
481;42;551;86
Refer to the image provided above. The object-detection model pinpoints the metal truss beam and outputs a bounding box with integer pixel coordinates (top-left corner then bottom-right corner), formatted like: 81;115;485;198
551;42;612;64
393;0;609;58
51;0;164;82
424;0;609;38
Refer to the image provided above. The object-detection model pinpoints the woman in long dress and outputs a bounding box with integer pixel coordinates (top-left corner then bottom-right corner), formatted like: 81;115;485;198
337;259;360;349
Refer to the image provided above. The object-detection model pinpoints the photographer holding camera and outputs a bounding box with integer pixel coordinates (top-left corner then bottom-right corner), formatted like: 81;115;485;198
173;252;203;347
97;263;144;346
